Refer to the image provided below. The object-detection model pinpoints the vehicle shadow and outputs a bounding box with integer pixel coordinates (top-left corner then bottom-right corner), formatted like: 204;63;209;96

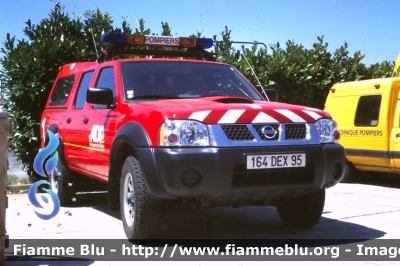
351;171;400;189
69;191;386;246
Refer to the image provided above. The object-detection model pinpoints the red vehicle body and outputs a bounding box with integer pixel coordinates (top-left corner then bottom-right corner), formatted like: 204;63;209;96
40;34;346;239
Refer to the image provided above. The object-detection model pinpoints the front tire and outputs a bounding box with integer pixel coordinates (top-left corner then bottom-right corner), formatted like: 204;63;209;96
276;189;325;228
120;156;162;239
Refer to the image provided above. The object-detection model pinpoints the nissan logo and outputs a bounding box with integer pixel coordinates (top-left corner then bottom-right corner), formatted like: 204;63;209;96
261;126;278;139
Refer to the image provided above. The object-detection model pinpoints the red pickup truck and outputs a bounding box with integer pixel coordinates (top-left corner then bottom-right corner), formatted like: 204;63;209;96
40;33;346;239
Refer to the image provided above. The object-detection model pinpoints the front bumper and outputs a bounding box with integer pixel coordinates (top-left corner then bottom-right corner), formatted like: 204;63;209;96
134;143;345;200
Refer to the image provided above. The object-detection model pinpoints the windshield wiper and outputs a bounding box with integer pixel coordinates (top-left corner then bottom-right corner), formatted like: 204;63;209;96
200;94;227;98
133;94;181;99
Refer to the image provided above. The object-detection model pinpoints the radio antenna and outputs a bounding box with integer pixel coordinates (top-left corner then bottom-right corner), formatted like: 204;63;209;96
90;28;99;59
240;50;269;101
135;16;141;33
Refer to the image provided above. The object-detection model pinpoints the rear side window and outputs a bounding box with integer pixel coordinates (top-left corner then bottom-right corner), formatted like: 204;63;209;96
49;75;75;105
354;95;382;127
74;71;94;109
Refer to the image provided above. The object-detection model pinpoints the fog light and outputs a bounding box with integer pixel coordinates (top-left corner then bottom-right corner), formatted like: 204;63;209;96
181;169;201;187
332;162;342;179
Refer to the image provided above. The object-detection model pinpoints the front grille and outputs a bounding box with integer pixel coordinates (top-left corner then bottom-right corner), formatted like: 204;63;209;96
232;162;314;188
253;125;280;141
221;125;255;141
285;124;307;140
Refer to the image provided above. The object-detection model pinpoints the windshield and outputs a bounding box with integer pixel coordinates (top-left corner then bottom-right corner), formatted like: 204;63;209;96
121;61;263;100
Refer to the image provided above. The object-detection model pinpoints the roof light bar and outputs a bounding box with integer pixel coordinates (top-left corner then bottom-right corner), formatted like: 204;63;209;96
101;33;213;49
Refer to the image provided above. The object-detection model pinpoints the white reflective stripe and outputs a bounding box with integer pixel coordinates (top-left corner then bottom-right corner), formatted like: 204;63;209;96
189;110;212;122
218;110;246;124
302;110;322;120
41;118;46;145
242;104;262;109
252;112;279;123
274;109;306;122
305;107;320;111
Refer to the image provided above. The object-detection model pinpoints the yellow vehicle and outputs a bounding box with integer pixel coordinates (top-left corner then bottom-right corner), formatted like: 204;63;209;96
325;54;400;181
325;75;400;181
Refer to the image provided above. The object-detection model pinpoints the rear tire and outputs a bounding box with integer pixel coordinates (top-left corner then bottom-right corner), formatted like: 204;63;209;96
276;189;325;228
120;156;162;239
48;152;76;206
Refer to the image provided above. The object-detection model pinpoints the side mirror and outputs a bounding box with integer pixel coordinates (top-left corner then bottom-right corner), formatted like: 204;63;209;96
87;87;115;109
263;88;278;102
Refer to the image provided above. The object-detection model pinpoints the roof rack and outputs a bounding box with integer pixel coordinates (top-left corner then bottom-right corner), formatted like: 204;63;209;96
97;47;216;63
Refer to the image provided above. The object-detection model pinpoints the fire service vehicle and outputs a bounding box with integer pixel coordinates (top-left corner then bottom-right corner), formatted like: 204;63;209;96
40;33;346;239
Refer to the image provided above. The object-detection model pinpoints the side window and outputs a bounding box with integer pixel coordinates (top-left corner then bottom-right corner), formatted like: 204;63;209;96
74;71;94;109
49;75;75;105
354;95;382;127
93;67;115;109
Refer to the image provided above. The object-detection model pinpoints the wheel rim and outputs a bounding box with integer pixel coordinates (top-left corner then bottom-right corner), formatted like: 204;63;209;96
49;166;60;194
123;172;135;227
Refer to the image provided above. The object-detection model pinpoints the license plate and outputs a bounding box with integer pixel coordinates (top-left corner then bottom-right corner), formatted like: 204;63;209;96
246;153;306;169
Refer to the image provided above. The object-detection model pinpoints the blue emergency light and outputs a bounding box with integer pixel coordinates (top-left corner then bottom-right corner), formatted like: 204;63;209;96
101;33;213;49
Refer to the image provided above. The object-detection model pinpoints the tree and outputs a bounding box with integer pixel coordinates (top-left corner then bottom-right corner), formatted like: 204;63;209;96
213;29;395;109
0;3;130;179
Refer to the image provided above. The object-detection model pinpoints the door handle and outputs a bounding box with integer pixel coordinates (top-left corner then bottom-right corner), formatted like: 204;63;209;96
66;118;71;124
83;118;89;124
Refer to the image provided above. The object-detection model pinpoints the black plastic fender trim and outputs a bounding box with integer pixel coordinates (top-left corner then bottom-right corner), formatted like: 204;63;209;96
110;122;172;199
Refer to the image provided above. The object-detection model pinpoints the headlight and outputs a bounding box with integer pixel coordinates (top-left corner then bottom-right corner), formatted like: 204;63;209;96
315;119;340;143
159;120;210;146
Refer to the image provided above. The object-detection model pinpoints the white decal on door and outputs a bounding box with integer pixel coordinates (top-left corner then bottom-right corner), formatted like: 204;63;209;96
89;125;105;149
